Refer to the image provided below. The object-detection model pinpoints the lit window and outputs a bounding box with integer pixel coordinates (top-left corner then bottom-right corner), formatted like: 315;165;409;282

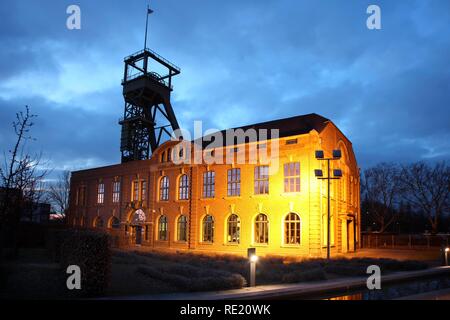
284;162;300;193
227;214;240;244
177;215;188;242
203;171;215;198
227;168;241;197
254;166;269;194
141;180;147;201
202;215;214;242
179;174;189;200
112;181;121;203
254;214;269;244
97;183;105;204
133;180;140;201
285;212;301;245
159;176;169;201
158;215;168;240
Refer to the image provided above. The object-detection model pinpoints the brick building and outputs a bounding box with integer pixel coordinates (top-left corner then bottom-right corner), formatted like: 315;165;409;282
68;113;360;257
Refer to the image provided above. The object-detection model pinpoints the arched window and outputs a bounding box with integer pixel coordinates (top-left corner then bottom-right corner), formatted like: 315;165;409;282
179;174;189;200
159;176;169;201
161;151;166;163
94;217;104;228
110;216;120;229
167;148;172;162
227;214;240;243
177;215;188;242
254;214;269;244
284;212;301;244
202;215;214;242
158;215;168;240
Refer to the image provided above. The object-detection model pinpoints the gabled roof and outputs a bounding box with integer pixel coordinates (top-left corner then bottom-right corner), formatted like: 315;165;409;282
195;113;330;148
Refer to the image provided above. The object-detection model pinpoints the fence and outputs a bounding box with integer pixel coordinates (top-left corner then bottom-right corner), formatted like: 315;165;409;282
361;233;450;249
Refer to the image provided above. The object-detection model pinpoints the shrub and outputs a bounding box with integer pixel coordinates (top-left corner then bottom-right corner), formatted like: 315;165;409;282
135;264;246;292
60;229;112;297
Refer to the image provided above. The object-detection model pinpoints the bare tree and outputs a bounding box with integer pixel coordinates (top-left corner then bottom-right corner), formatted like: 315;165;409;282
400;161;450;234
0;106;48;253
361;163;402;232
47;170;71;215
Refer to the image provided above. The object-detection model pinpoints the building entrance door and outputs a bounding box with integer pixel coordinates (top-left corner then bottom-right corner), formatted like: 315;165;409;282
135;226;142;245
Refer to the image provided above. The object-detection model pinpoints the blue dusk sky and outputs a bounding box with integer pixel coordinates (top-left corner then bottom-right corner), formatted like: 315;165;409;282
0;0;449;175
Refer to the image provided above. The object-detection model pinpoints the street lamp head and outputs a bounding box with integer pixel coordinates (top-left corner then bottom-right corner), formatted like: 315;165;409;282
250;255;258;263
445;247;449;253
333;169;343;177
332;149;342;159
315;150;324;159
314;169;323;177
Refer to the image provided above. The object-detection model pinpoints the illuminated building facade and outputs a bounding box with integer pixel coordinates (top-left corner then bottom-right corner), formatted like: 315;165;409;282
68;113;360;256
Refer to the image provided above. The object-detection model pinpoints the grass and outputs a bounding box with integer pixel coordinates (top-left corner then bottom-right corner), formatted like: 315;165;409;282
0;248;431;298
107;249;429;296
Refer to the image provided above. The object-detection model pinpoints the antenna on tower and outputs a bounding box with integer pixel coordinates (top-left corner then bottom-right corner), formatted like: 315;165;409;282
144;3;154;50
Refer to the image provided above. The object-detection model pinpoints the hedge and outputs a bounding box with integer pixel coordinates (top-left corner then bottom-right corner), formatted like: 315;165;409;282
58;229;112;297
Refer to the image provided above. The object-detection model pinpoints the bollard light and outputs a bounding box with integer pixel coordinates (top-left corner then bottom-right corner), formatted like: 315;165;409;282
445;247;449;266
248;248;257;287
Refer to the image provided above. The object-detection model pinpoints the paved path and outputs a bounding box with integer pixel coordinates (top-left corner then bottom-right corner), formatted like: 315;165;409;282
397;288;450;300
108;266;450;300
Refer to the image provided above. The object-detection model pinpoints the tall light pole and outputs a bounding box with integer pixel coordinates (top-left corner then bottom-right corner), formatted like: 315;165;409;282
314;149;342;260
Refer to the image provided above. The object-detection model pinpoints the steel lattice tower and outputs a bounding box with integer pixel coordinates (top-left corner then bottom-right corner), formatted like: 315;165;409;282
119;7;180;163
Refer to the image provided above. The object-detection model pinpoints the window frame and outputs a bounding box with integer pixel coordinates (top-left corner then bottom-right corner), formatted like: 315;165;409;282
283;162;300;193
202;215;214;243
177;215;188;242
227;214;240;244
159;176;169;201
97;183;105;204
254;165;269;195
254;213;269;244
112;181;121;203
227;168;241;197
202;171;215;198
178;174;189;200
284;212;301;245
158;215;168;241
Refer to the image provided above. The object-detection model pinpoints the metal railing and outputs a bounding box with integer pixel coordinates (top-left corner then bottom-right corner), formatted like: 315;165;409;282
124;47;180;72
361;233;450;249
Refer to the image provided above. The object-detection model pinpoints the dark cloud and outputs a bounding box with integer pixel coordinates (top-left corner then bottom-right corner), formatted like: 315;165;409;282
0;0;449;173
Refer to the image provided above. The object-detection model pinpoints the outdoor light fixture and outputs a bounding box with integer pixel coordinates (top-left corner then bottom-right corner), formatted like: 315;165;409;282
445;247;449;266
314;149;343;260
314;169;324;177
248;248;257;287
332;149;342;159
333;169;343;177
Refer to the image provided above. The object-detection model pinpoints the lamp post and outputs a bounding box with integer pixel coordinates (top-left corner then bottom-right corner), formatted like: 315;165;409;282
248;248;258;287
445;247;449;266
314;149;342;260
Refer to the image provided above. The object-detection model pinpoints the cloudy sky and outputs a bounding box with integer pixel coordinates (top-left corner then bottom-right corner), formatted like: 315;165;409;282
0;0;449;176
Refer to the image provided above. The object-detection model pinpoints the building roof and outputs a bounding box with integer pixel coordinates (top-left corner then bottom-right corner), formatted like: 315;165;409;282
195;113;330;148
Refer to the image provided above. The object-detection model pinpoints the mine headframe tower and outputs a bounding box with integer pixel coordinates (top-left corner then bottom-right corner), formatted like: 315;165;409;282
119;48;181;163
